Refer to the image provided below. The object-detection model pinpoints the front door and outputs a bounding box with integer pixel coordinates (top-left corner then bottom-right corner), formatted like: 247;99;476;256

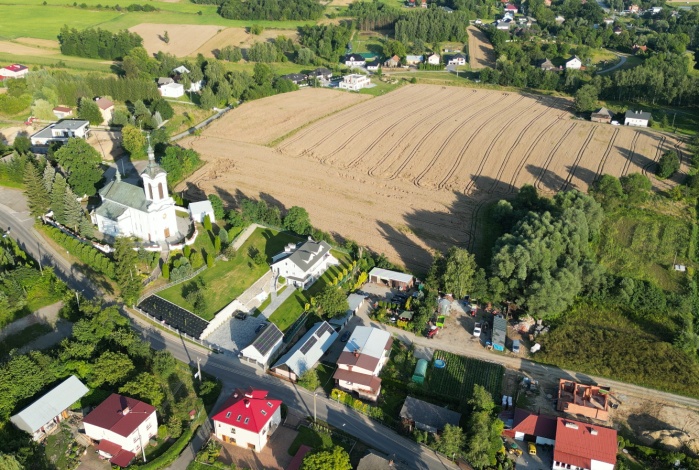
164;228;170;238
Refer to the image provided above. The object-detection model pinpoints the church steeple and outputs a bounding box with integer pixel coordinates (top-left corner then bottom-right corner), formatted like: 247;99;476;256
140;133;168;203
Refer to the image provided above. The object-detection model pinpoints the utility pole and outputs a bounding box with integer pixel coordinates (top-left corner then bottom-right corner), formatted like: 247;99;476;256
197;357;202;383
313;392;317;423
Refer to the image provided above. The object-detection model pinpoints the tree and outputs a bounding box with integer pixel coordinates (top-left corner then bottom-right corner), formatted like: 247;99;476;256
50;173;68;224
62;185;84;232
301;446;352;470
119;373;165;406
203;214;212;231
78;97;103;125
162;261;170;279
620;173;652;204
214;235;221;252
200;87;217;110
42;163;55;193
208;194;225;220
296;369;320;390
438;424;465;457
206;253;214;267
23;163;50;217
590;174;624;209
163;30;170;44
53;138;102;196
442;247;477;299
13;135;31;155
0;454;23;470
284;206;312;235
574;84;598;113
121;124;147;159
657;150;680;179
465;385;501;469
316;286;349;317
90;351;135;386
114;237;141;305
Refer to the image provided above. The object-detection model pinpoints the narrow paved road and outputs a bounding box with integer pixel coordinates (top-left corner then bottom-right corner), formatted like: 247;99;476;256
170;105;234;142
597;52;628;74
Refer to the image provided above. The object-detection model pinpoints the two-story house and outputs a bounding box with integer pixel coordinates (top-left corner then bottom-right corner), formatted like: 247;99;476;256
30;120;90;153
334;326;392;401
270;239;338;289
212;388;282;452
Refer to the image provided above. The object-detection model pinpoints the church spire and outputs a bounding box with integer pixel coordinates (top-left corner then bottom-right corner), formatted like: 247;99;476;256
147;134;155;162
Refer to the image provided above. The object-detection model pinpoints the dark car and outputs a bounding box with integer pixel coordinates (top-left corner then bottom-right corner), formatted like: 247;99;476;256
255;323;267;333
340;331;351;342
234;311;248;320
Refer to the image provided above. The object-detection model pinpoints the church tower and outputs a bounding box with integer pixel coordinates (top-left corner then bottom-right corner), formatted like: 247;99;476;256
141;136;169;204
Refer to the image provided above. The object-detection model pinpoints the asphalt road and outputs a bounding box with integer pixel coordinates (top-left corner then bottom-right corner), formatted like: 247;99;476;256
597;52;628;74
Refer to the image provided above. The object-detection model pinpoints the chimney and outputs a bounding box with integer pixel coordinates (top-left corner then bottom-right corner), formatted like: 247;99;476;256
122;407;131;415
244;399;250;408
353;349;359;358
233;392;239;398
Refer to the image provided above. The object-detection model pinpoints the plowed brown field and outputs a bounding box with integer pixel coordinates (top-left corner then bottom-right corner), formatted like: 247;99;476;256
180;85;686;271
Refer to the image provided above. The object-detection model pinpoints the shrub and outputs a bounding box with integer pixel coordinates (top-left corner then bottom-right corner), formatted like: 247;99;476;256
162;261;170;279
657;150;680;179
203;214;212;231
190;251;204;269
206;253;214;267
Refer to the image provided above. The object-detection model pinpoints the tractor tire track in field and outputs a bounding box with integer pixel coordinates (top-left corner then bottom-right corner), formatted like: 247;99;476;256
463;96;532;195
467;198;490;252
344;89;464;169
387;94;491;182
412;93;508;188
486;101;554;193
318;88;447;165
642;135;666;178
621;131;640;177
534;122;577;192
592;128;619;182
561;126;597;192
437;94;522;190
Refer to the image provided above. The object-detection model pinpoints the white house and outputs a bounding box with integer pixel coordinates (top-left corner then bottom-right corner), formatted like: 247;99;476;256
565;56;582;69
0;63;28;79
553;418;617;470
240;323;284;368
212;388;282;452
448;53;467;66
30;120;90;153
624;109;651;127
270;239;338;289
343;54;366;67
95;97;114;126
188;200;215;224
83;394;158;467
92;142;178;242
405;55;424;65
339;74;371;91
427;53;441;65
271;322;338;381
10;376;89;441
159;82;184;98
173;65;190;75
334;326;392;400
52;106;73;119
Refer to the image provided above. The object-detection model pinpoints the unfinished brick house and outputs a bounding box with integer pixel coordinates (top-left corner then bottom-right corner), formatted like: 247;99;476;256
557;379;610;421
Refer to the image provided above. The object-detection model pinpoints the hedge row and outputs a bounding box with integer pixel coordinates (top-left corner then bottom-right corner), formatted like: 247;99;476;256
135;420;202;470
43;225;115;279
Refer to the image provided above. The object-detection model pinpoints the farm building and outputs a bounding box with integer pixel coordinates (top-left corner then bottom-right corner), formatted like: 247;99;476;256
30;120;90;153
334;326;392;400
239;323;284;368
339;74;371;91
0;63;28;80
329;293;365;331
83;394;158;467
492;315;507;351
624;110;651;127
399;396;461;433
405;55;423;65
384;55;401;68
427;53;441;65
508;408;557;445
557;379;610;421
591;107;613;124
412;358;428;384
538;58;557;71
188;200;216;224
10;375;89;441
357;450;406;469
368;267;415;290
504;3;518;13
271;322;337;381
212;388;282;452
159;82;184;98
270;239;338;290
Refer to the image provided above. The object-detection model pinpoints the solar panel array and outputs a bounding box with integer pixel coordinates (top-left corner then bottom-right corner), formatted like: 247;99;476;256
316;322;335;339
138;296;209;338
252;324;283;356
300;336;318;354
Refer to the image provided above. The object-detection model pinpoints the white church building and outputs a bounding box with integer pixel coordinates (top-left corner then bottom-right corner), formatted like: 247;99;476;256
92;143;178;242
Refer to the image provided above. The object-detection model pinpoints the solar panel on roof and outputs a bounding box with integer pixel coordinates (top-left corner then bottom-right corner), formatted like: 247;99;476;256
300;336;318;354
252;325;283;356
315;322;334;338
138;296;209;338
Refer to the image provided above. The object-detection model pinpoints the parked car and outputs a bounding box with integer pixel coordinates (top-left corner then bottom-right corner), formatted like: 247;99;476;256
427;327;439;339
512;339;520;354
255;323;267;333
235;311;248;320
473;323;482;337
341;331;351;342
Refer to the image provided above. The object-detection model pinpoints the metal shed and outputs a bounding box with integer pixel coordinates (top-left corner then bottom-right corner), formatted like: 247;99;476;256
412;359;428;384
493;315;507;351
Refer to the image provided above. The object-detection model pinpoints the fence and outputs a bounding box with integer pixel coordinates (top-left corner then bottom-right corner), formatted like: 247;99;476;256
199;298;244;339
137;263;208;306
42;216;114;254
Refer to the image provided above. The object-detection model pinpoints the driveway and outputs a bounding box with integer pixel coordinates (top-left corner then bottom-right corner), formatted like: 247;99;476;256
509;442;553;470
205;314;268;355
597;53;627;73
217;425;298;470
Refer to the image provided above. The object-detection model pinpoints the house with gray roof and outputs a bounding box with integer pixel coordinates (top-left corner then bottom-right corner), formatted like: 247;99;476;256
399;396;461;434
240;323;284;368
270;239;338;289
271;321;338;381
624;109;651;127
11;375;89;441
30;120;90;153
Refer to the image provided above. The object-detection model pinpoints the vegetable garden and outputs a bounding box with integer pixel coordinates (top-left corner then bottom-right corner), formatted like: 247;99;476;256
428;351;504;400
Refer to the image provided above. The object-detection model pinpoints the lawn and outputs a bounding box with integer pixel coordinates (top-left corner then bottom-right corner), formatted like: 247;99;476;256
165;103;215;137
316;362;337;394
158;227;302;320
428;351;504;400
268;250;353;331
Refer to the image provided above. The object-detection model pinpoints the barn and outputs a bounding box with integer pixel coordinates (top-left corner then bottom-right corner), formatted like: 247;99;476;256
368;267;415;290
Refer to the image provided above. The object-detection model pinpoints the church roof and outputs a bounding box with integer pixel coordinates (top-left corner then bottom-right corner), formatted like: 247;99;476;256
94;200;129;220
99;180;148;211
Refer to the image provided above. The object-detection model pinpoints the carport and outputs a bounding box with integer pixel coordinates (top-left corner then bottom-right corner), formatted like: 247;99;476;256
368;267;414;290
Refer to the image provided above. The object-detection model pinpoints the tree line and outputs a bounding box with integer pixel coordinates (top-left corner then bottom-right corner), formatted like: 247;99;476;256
219;0;324;20
395;7;471;44
58;25;143;60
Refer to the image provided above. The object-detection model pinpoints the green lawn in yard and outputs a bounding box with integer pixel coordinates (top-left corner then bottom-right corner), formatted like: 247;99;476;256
158;228;302;320
287;426;335;455
268;250;353;331
316;363;337;394
358;79;403;96
0;323;53;357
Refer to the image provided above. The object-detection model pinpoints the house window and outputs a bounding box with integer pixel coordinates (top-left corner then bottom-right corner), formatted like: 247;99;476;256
261;410;267;416
262;429;266;435
244;418;249;424
229;428;236;434
133;436;139;443
158;183;164;199
236;415;242;422
267;402;273;407
226;412;231;418
146;422;152;430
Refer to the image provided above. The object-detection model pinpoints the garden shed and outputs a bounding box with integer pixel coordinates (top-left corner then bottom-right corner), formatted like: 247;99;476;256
412;359;428;384
493;315;507;352
368;267;414;290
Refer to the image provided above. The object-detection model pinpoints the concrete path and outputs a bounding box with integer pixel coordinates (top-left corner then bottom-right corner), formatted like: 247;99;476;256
229;223;264;251
0;301;63;340
261;284;295;319
598;53;628;73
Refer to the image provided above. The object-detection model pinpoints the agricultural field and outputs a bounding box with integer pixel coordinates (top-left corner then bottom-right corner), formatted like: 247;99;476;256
129;23;222;57
180;84;686;272
467;26;496;69
193;27;301;58
428;350;504;399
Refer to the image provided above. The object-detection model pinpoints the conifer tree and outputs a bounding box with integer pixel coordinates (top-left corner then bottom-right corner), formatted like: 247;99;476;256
23;163;50;217
43;164;56;193
50;174;68;224
63;186;84;232
114;237;142;305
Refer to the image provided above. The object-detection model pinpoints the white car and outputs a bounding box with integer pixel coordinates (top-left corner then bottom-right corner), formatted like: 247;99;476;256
473;322;482;337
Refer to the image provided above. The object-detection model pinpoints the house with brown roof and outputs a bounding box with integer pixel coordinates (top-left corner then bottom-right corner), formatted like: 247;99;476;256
334;326;392;400
509;408;556;445
83;394;157;467
384;55;401;68
538;58;557;71
52;106;73;119
94;97;114;126
557;379;610;421
591;107;613;124
553;418;617;470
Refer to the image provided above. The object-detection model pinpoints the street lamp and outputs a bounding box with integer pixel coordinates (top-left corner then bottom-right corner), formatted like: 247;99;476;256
75;289;83;308
313;392;318;423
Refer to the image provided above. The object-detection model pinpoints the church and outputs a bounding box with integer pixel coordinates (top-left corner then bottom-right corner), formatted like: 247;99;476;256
92;142;178;242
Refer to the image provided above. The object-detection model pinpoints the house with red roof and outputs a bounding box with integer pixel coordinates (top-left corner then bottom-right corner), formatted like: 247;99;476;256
553;418;617;470
504;3;518;13
0;64;28;80
509;408;557;445
83;394;157;467
212;387;282;452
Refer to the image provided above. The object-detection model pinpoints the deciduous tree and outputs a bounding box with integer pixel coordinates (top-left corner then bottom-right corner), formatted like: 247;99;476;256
122;124;147;159
78;97;103;125
317;285;349;318
283;206;312;235
53;138;102;196
301;446;351;470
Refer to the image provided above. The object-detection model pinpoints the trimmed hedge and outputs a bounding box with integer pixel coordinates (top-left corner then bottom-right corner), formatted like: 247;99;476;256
43;225;115;278
135;419;202;470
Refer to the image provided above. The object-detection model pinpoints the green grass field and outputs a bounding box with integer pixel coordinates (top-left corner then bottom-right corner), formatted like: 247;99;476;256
268;250;353;331
428;351;504;400
158;227;302;320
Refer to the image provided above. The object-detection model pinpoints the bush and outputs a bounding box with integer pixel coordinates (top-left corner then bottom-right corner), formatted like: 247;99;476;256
657;150;680;179
190;251;204;269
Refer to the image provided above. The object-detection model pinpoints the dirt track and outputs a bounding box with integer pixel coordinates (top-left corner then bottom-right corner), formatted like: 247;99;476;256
180;85;686;272
468;26;496;69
